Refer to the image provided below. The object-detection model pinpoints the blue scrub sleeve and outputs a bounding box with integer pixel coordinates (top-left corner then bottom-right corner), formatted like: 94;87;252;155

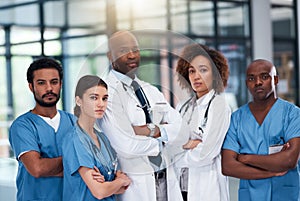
9;119;40;159
283;104;300;141
222;114;240;153
66;136;95;176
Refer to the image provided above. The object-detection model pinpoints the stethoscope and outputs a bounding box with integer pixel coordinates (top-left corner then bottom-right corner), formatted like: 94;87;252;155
179;92;216;135
91;141;118;177
78;124;118;177
122;81;152;112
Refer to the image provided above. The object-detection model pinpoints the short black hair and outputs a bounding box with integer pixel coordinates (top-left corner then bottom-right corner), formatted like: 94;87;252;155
27;57;63;84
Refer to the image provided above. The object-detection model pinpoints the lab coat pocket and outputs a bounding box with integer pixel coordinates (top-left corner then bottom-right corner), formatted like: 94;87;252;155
127;102;147;125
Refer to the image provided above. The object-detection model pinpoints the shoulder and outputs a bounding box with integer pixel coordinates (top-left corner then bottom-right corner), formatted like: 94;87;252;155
230;104;248;119
210;93;231;113
277;98;300;110
176;96;194;112
10;111;36;128
276;98;300;118
58;110;77;124
105;71;122;88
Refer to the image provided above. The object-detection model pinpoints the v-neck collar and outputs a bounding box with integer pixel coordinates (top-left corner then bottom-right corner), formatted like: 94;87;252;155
247;99;279;126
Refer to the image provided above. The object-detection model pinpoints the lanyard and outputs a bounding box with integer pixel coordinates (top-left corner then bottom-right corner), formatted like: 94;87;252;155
180;92;216;128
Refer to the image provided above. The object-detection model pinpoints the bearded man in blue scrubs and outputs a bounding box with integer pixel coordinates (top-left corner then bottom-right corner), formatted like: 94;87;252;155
9;58;76;201
222;59;300;201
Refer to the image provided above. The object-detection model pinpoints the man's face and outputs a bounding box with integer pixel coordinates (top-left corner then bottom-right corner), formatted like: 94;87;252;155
29;68;62;107
246;61;278;101
108;32;140;77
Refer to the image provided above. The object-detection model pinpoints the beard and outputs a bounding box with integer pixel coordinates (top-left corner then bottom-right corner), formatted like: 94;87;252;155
34;92;60;107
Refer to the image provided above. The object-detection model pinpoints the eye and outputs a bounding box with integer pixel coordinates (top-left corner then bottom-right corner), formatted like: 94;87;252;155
90;95;98;100
261;74;270;80
188;68;195;74
199;68;208;73
247;76;255;82
119;48;129;54
102;96;108;101
51;80;59;85
37;81;45;85
132;47;140;52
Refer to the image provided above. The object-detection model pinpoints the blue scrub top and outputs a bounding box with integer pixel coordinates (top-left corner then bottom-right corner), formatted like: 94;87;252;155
223;99;300;201
9;110;76;201
62;124;117;201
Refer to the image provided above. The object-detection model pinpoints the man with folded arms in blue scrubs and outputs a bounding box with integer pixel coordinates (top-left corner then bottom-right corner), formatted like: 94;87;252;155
9;58;76;201
222;59;300;201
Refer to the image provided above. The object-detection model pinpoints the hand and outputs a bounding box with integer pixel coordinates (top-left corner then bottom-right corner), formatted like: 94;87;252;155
280;142;290;151
237;154;247;164
92;166;105;183
274;170;288;177
182;139;202;150
115;185;130;194
116;170;131;187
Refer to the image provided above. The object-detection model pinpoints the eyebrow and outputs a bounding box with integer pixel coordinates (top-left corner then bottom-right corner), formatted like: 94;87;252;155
189;64;208;68
36;78;59;81
247;72;269;76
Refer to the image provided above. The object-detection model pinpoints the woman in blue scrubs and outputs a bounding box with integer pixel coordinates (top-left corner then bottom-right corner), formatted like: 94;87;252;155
62;75;131;201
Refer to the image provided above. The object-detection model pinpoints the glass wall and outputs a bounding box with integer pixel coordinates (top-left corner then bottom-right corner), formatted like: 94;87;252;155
271;0;297;103
0;0;297;158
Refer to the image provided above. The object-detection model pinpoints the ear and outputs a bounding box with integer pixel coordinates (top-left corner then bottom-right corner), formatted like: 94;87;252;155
107;51;112;62
75;96;82;107
29;83;34;92
274;75;279;85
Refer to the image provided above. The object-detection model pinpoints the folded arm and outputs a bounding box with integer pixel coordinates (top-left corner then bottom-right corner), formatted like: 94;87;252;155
79;167;131;199
20;151;63;178
221;149;287;180
237;137;300;172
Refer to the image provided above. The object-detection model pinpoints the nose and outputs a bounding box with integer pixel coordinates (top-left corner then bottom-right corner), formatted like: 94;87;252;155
96;99;104;107
46;82;53;91
194;71;202;80
127;50;137;59
254;76;263;86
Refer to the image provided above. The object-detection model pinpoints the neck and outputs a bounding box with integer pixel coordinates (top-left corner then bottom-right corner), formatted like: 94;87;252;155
31;105;57;119
77;115;96;136
196;90;210;99
251;94;277;109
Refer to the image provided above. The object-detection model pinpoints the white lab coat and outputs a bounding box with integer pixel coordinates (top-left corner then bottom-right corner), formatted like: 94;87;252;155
97;70;188;201
175;90;231;201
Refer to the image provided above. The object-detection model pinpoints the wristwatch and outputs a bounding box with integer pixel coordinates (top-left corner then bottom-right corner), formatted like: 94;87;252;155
147;123;156;137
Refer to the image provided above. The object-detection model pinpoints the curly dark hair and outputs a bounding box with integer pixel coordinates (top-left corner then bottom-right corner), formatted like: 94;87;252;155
27;57;63;84
176;44;229;93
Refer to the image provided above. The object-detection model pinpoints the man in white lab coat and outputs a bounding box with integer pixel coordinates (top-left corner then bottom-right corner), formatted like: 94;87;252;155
96;30;188;201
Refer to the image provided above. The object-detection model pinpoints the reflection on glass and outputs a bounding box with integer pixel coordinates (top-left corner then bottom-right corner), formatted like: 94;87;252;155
44;41;62;56
44;1;65;27
190;1;214;35
171;1;188;33
11;27;40;44
11;43;41;55
272;7;294;38
218;2;249;36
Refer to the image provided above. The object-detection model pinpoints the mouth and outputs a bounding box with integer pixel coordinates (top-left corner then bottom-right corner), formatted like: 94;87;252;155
127;62;138;68
95;109;105;114
193;82;203;87
43;93;57;99
254;87;264;93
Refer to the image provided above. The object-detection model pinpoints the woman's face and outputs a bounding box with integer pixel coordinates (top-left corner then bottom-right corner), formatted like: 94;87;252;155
77;85;108;119
188;55;213;98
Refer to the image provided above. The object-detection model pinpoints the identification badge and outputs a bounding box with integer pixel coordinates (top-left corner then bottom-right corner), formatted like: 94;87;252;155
269;144;283;154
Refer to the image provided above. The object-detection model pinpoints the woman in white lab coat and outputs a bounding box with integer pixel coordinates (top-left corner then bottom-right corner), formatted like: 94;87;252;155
175;44;231;201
